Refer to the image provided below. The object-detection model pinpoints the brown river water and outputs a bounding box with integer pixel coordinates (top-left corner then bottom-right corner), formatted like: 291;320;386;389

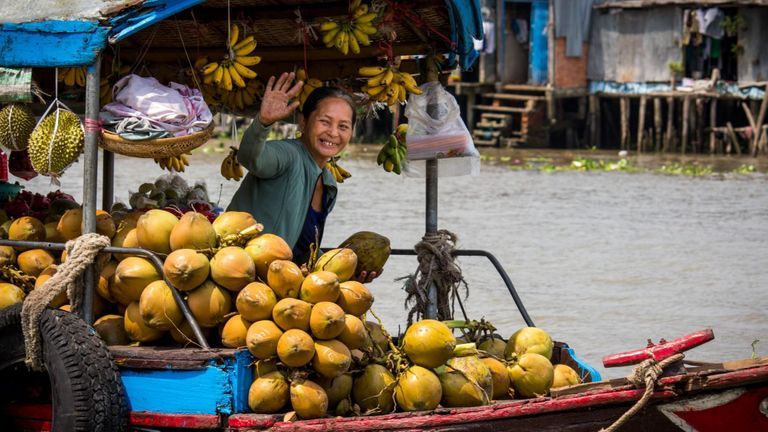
20;146;768;378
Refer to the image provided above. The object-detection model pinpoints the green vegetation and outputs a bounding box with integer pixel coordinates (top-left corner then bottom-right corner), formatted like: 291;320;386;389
657;163;713;177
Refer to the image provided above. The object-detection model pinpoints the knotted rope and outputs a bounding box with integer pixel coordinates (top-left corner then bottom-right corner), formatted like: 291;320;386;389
21;233;111;370
402;229;468;325
599;352;685;432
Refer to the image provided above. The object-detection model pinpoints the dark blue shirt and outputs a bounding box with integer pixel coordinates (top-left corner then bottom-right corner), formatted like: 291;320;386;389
292;193;328;265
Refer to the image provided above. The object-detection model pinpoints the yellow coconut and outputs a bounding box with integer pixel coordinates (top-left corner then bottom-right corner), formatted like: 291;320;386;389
9;216;45;243
277;329;315;367
60;249;68;263
186;280;232;328
338;314;371;351
212;211;258;239
94;314;130;346
365;321;390;354
112;219;139;261
266;259;303;299
246;320;284;359
309;302;346;340
97;260;118;303
253;358;279;378
318;374;353;410
478;337;507;359
220;314;252;348
210;246;255;291
504;327;554;361
312;339;352;379
438;355;493;407
507;353;555;398
111;256;161;305
299;271;340;304
272;298;312;331
0;282;25;309
44;221;65;242
482;357;512;399
0;246;16;266
35;265;68;307
249;371;289;414
552;364;581;388
337;281;374;316
235;282;277;322
170;211;217;251
244;233;293;280
352;364;395;414
163;249;210;291
395;365;442;412
17;249;55;277
313;248;358;282
136;209;179;254
56;209;116;240
139;280;183;330
123;302;164;342
290;378;328;420
402;319;456;369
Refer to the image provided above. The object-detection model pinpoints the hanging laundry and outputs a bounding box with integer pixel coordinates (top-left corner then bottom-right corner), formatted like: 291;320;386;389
699;8;724;39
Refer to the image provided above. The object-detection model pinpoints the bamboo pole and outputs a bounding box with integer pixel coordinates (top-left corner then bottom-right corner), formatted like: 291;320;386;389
654;98;662;152
637;96;646;153
709;99;718;154
681;96;690;154
620;97;629;150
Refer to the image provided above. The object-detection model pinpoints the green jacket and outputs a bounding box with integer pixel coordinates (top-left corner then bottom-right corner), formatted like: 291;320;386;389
227;121;338;248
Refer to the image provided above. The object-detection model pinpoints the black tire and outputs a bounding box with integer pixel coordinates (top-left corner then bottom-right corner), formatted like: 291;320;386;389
0;304;127;431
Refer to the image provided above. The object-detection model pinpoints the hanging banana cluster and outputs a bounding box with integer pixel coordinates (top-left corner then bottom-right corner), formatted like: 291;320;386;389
359;65;422;106
296;68;324;110
198;24;261;111
318;0;377;55
326;159;352;183
59;67;87;87
222;79;265;112
377;124;408;174
154;154;190;172
100;65;131;105
221;147;244;181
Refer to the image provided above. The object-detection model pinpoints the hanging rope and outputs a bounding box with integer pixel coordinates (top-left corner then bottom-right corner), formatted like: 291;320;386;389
402;229;469;326
21;233;111;371
599;353;685;432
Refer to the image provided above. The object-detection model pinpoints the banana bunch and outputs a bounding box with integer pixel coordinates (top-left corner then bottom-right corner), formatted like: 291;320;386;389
198;24;261;92
359;66;422;106
377;124;408;174
319;0;377;55
296;68;324;110
221;147;244;181
326;159;352;183
100;65;131;105
222;79;263;112
154;154;190;173
59;67;87;87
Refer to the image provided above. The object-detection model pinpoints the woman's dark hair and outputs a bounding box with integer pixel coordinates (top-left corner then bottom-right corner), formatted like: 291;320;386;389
301;86;357;125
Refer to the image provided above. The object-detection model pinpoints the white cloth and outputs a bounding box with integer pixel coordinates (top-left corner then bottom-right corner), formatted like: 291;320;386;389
101;74;212;136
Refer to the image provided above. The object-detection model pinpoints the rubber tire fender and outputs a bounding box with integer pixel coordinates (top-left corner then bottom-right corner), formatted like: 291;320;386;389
0;304;127;431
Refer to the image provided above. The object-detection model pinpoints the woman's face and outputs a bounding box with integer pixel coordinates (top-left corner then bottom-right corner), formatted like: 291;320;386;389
302;97;354;166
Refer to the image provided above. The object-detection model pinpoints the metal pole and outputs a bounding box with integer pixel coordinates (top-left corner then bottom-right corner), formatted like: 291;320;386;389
82;55;101;324
425;159;438;319
102;150;114;211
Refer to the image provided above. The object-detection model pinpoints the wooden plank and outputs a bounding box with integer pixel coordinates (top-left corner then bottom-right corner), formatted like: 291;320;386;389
603;329;715;368
130;412;221;429
481;113;513;120
473;105;528;113
501;84;548;93
482;93;546;101
637;96;647;153
473;138;498;147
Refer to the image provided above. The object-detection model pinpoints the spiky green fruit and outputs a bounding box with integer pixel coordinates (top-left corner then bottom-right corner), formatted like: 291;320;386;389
28;109;84;177
0;104;35;151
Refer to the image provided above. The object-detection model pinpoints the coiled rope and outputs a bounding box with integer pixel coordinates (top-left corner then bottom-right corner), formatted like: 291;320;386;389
599;352;685;432
21;233;111;370
402;229;468;325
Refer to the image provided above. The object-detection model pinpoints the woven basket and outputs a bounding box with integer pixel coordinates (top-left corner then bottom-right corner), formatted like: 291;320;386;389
99;122;215;158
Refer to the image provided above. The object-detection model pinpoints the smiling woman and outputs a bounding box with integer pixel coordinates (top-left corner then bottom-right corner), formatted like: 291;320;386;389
227;73;375;280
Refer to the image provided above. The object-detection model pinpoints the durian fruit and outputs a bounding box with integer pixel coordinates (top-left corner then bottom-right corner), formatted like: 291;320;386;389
28;109;84;177
0;104;35;151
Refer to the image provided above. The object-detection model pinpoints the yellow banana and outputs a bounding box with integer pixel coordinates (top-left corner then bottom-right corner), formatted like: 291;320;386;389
232;62;257;79
381;69;394;86
339;30;349;55
354;4;369;17
352;27;370;46
63;68;76;87
234;40;257;57
366;84;386;97
348;31;360;54
320;21;338;32
180;154;189;166
355;12;377;24
350;0;362;11
75;67;86;87
229;24;240;48
228;63;246;88
358;66;385;77
213;65;225;85
402;79;423;95
203;71;216;84
232;158;244;180
367;70;388;86
235;55;261;66
194;56;209;69
356;22;377;35
307;78;323;88
396;83;406;103
221;66;233;91
202;62;220;75
296;68;307;82
233;35;255;51
220;154;234;180
322;26;341;47
242;89;254;107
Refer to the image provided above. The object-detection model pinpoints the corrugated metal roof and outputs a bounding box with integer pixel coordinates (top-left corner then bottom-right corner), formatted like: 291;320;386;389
0;0;143;23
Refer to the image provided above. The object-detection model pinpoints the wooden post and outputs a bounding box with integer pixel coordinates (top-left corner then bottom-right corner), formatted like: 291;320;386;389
588;94;598;148
726;122;739;155
637;96;647;153
620;97;629;150
664;97;674;152
681;96;690;154
695;98;704;154
752;85;768;157
654;98;662;152
709;98;717;154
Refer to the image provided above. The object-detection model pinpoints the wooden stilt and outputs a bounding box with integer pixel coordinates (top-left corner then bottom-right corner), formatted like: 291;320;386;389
664;97;674;152
654;98;662;152
637;96;646;153
726;122;739;155
595;95;602;149
695;98;704;154
681;96;690;154
709;98;717;154
588;95;598;149
620;97;629;150
752;85;768;157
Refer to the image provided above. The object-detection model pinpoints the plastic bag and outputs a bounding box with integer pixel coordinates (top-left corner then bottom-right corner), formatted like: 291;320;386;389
403;81;479;177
